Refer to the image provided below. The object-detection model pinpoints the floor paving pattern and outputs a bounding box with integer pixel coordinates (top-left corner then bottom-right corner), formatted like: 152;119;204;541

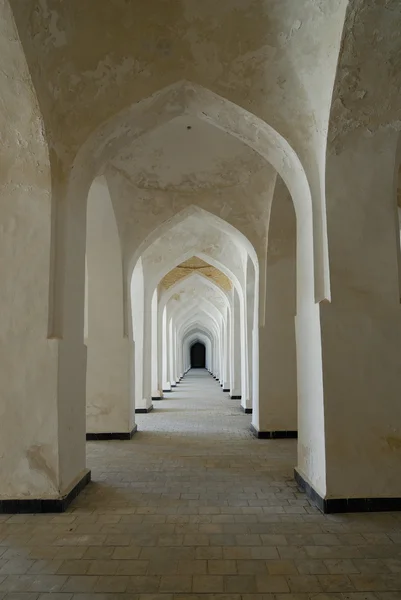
0;370;401;599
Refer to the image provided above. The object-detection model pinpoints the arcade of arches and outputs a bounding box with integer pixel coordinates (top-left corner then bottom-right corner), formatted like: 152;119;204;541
1;0;401;595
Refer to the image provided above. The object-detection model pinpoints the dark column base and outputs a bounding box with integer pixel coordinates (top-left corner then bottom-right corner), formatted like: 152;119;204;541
171;384;177;388
240;406;252;414
223;388;230;392
135;404;154;414
152;397;162;400
294;468;401;513
0;469;91;514
250;425;298;439
87;425;138;441
230;395;241;400
163;389;173;393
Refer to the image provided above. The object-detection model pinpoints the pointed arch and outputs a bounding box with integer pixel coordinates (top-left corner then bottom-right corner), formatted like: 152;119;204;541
52;79;325;339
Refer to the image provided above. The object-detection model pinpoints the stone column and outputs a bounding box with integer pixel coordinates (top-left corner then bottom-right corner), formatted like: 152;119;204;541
222;310;231;391
213;337;219;379
240;293;252;412
151;290;161;400
230;288;242;398
0;5;90;508
169;318;177;387
135;287;153;413
301;131;401;509
162;306;171;391
253;180;297;438
86;179;135;437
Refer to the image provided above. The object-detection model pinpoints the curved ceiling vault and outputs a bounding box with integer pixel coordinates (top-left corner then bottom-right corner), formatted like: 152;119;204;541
160;257;232;292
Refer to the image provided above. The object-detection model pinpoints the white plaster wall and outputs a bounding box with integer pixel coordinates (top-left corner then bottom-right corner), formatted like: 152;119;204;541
131;259;144;409
256;179;297;433
0;2;61;499
151;289;160;397
86;177;133;434
230;288;242;398
322;131;401;498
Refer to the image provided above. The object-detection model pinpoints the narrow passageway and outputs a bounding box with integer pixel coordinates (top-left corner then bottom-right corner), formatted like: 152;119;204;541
0;376;401;596
137;369;252;439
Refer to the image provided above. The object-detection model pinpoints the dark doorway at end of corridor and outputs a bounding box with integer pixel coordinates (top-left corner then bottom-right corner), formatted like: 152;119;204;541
190;342;206;368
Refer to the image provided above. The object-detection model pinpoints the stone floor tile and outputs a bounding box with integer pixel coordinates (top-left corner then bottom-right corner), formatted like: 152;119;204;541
183;536;209;547
255;574;290;593
54;549;87;561
383;559;401;573
37;594;73;600
317;574;355;592
285;575;323;593
139;595;173;600
305;547;361;560
93;575;129;592
159;575;192;593
56;561;89;576
126;576;161;593
26;561;63;576
158;536;183;547
235;535;261;547
3;376;401;598
250;547;280;560
323;559;359;574
81;547;114;560
116;560;148;575
236;560;268;574
60;576;98;593
261;535;287;546
295;559;328;575
177;560;206;575
140;548;194;562
312;535;342;546
146;560;178;575
192;575;224;593
195;548;222;560
0;562;36;576
207;561;236;575
278;547;308;560
349;574;389;591
340;594;380;600
3;594;41;600
223;574;256;593
266;560;298;575
112;547;141;560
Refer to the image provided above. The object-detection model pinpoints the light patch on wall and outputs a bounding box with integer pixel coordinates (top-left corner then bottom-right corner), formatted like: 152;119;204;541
161;256;231;291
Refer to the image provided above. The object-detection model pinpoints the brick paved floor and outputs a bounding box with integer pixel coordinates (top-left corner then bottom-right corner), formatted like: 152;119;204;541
0;370;401;598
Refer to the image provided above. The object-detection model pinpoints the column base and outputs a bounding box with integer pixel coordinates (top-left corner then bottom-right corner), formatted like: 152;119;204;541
250;426;297;439
240;406;252;414
230;395;241;400
223;388;230;392
87;425;137;440
294;468;401;514
135;404;154;414
0;469;91;514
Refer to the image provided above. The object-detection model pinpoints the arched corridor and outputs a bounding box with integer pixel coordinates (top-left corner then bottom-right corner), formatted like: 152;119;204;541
2;0;401;596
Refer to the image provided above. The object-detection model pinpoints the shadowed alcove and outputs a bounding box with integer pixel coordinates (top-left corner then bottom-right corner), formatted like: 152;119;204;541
190;342;206;368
